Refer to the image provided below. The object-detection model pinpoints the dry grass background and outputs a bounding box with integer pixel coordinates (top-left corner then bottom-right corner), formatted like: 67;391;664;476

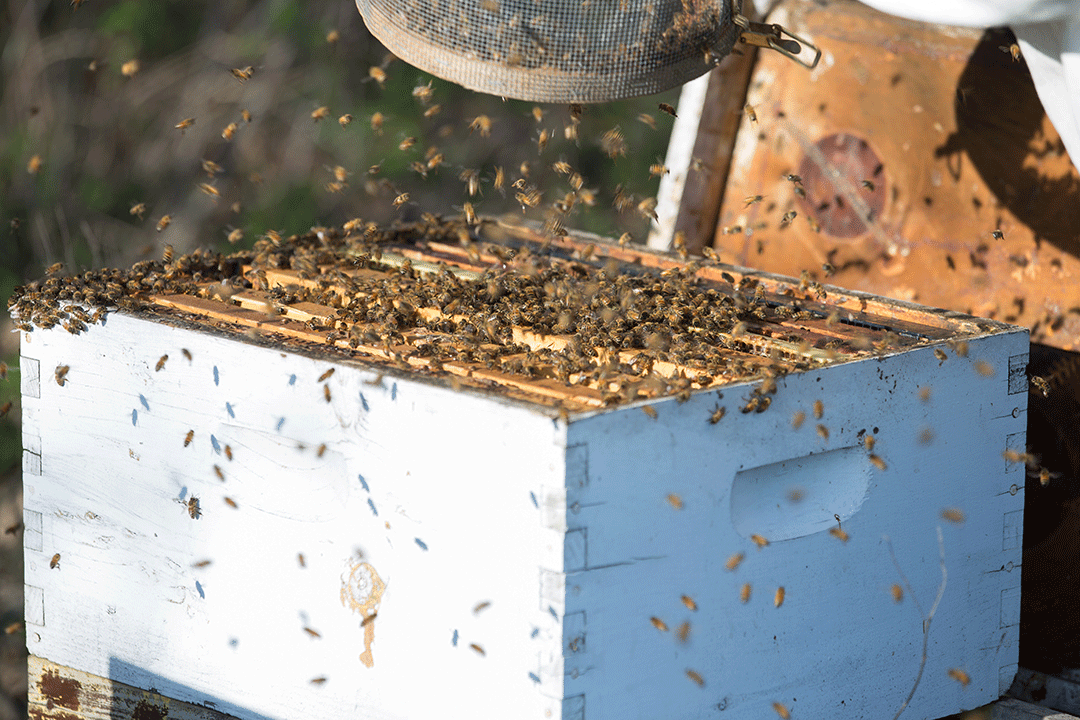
0;0;687;716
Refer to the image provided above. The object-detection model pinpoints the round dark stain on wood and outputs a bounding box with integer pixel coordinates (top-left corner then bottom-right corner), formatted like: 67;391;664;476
796;133;887;239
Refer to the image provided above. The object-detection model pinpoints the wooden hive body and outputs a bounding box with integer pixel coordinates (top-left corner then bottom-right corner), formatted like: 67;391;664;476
16;224;1028;719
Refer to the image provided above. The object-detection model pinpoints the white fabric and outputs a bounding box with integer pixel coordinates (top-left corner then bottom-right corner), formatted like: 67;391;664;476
857;0;1080;170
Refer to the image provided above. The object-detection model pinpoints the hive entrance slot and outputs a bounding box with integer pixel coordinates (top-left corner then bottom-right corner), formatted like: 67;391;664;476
730;445;871;542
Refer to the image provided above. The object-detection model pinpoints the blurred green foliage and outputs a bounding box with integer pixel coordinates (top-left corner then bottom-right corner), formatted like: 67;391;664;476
0;0;682;473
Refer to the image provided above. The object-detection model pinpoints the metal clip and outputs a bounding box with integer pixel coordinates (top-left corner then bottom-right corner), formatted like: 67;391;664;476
732;13;821;69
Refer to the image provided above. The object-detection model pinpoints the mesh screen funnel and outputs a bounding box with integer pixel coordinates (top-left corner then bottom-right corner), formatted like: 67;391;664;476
355;0;813;103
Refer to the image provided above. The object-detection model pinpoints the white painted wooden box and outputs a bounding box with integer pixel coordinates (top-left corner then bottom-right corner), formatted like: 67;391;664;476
16;232;1028;720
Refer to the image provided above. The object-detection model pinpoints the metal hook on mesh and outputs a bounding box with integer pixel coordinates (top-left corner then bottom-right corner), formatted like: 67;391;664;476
731;6;821;69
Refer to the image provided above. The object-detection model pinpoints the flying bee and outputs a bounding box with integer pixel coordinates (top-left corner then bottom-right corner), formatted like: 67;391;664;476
992;229;1004;240
1029;466;1061;486
156;215;172;232
813;399;824;419
184;430;194;447
950;340;970;357
461;202;478;226
864;435;876;451
399;136;417;151
999;43;1021;61
324;384;332;402
187;496;201;519
214;465;225;481
681;595;697;611
676;621;691;643
241;109;252;123
666;493;682;510
227;228;243;244
785;173;802;184
744;103;757;124
174;117;195;132
829;527;849;542
600;127;628;158
1030;375;1051;397
413;81;435;104
772;702;791;719
338;113;353;127
221;123;238;141
536;128;550;153
224;497;238;509
779;210;797;228
658;102;677;117
50;553;60;569
224;445;233;461
318;368;335;382
816;424;829;440
725;552;744;571
685;669;704;687
423;104;442;118
310;677;327;685
469;115;493;137
947;668;971;686
369;66;387;85
55;365;69;386
860;179;875;191
469;643;486;657
473;601;491;614
311;106;330;122
156;354;167;371
492;166;505;192
791;411;806;429
940;508;965;524
649;616;669;632
869;454;887;470
774;587;785;608
740;583;751;603
649;160;669;178
744;194;764;207
891;584;904;602
303;627;321;638
121;59;140;77
129;203;147;220
750;534;768;548
637;197;658;220
974;360;994;377
0;402;10;419
392;192;410;208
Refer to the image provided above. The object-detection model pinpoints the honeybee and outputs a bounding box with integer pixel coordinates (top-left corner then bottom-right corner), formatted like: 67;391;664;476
187;496;201;519
791;411;806;429
676;621;691;643
999;43;1020;61
224;497;238;509
127;202;147;221
369;66;387;85
869;454;887;470
55;365;70;386
891;584;904;602
1029;466;1061;486
469;643;486;656
469;115;493;137
974;360;994;377
298;553;306;567
940;508;965;524
230;66;254;82
863;435;875;451
192;560;212;568
950;340;969;357
649;160;669;178
779;210;797;228
685;669;704;687
316;443;327;458
224;445;233;461
339;114;353;127
774;587;785;608
744;194;764;207
175;117;195;132
772;702;791;719
413;81;435;104
829;527;850;542
227;228;243;244
398;136;417;151
392;192;410;208
992;229;1004;240
184;430;194;447
310;677;328;685
242;109;252;123
536;128;550;153
324;384;332;402
947;668;971;686
666;493;682;509
637;197;658;220
1;362;7;381
4;622;22;634
681;595;697;611
1030;375;1051;397
318;368;335;382
423;104;441;118
156;354;168;371
744;103;757;124
0;402;11;419
658;102;677;117
740;583;751;603
50;553;61;569
27;155;43;174
221;123;238;141
303;627;321;638
311;106;330;122
750;534;768;548
213;465;224;481
462;202;478;226
708;406;725;424
492;166;505;192
812;399;823;419
473;601;491;614
121;59;140;77
156;215;172;232
600;127;627;158
816;424;829;440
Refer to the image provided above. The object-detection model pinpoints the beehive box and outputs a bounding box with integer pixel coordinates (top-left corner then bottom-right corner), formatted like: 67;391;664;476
14;219;1028;720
